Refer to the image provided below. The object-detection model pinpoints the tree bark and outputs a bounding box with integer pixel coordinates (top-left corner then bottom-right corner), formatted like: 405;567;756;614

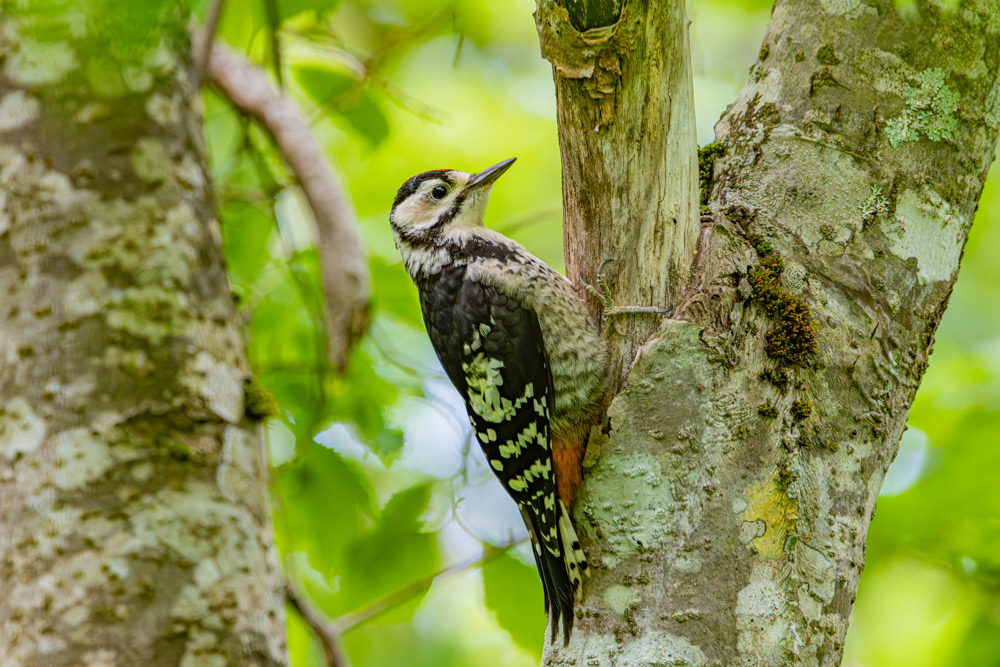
0;6;287;666
538;0;1000;665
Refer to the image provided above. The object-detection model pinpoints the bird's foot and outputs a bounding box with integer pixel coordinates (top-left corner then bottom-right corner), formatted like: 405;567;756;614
580;259;674;335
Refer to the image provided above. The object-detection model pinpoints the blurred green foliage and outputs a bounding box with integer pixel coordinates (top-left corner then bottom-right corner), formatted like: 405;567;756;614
193;0;1000;664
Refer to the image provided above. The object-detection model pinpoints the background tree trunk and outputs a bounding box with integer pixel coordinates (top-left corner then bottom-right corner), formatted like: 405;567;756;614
538;0;1000;664
0;5;287;665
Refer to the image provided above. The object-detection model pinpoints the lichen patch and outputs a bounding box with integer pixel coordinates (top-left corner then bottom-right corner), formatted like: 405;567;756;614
620;633;707;667
886;68;959;147
580;453;675;567
888;189;964;283
145;92;182;126
4;37;79;86
603;584;641;616
131;138;172;183
218;425;261;502
0;397;46;461
819;0;861;17
0;90;41;131
737;472;798;559
736;566;790;662
52;428;113;490
188;352;244;424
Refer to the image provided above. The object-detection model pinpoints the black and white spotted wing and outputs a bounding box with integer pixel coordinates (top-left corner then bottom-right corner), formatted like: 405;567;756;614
417;263;576;642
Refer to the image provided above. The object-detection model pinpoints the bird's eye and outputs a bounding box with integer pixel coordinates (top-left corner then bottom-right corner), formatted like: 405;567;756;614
431;185;448;199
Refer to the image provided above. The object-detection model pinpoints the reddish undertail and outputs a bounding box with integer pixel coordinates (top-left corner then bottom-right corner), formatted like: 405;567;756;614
553;433;586;507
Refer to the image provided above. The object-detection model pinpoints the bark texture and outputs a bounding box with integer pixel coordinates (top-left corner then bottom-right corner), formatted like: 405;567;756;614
536;0;700;386
0;6;287;666
539;0;1000;665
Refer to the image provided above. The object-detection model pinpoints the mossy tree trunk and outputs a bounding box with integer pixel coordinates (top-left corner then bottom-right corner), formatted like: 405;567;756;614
0;4;287;665
536;0;1000;664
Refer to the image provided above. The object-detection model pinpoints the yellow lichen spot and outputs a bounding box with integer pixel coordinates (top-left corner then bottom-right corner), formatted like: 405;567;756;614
737;471;798;559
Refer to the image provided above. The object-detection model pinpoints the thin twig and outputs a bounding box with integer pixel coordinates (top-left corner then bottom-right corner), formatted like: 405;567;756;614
193;30;371;371
196;0;226;87
286;583;351;667
262;0;285;87
284;539;527;667
335;538;527;634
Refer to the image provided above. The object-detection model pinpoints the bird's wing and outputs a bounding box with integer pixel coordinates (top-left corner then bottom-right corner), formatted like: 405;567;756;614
419;267;577;642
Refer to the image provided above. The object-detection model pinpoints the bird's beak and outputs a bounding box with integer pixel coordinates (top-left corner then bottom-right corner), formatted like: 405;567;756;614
467;157;517;190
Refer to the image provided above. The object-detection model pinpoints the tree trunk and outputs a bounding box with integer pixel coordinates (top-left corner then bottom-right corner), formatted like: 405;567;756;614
536;0;700;387
537;0;1000;664
0;6;287;666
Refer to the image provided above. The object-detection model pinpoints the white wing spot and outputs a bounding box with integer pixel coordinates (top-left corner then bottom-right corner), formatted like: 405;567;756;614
463;335;541;426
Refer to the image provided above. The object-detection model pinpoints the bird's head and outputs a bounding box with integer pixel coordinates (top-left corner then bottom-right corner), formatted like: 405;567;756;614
390;157;516;244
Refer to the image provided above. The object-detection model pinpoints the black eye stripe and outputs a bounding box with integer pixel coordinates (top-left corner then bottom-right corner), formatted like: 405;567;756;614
391;169;454;211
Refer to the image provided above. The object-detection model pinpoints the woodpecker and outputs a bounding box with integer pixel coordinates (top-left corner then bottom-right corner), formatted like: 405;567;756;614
390;158;607;644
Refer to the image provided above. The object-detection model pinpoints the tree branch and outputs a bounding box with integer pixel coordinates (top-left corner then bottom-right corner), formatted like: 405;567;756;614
193;30;371;371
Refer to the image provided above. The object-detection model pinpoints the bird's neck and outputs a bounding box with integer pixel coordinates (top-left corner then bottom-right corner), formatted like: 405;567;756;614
398;225;525;282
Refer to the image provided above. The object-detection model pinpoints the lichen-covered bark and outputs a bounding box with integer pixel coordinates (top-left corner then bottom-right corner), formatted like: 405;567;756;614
536;0;700;386
541;0;1000;665
0;5;287;665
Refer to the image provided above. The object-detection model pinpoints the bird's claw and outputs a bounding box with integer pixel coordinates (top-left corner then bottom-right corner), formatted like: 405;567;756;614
583;258;674;333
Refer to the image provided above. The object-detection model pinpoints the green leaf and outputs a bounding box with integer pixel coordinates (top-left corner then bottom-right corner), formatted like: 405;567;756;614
324;343;410;462
293;64;357;106
290;63;389;146
372;428;405;459
220;201;275;289
276;0;340;21
340;92;390;146
280;443;375;571
340;484;439;618
482;552;546;656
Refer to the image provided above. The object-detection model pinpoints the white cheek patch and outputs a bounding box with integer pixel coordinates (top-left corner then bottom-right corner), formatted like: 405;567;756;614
394;196;441;228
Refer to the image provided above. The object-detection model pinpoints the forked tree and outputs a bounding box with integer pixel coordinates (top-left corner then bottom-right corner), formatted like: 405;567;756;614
537;0;1000;665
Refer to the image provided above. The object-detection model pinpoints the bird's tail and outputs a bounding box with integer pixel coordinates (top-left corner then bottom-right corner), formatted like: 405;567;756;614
522;500;589;645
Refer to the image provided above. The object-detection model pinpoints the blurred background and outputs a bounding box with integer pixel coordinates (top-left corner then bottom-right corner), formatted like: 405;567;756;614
194;0;1000;664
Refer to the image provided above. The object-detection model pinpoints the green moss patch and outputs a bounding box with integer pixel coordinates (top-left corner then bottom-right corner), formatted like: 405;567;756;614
816;44;840;65
747;233;773;256
748;256;819;367
758;404;778;419
698;142;725;208
244;377;279;422
760;367;790;391
791;400;813;421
